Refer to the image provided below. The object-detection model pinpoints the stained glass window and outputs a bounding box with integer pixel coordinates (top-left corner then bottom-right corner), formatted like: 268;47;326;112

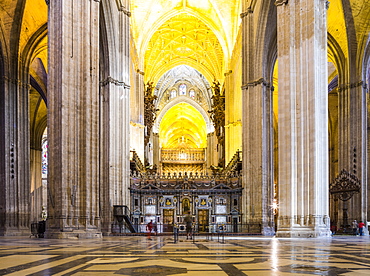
189;89;195;98
41;139;48;175
179;84;186;95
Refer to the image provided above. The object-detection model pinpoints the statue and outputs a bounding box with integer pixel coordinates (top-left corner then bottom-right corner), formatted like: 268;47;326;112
144;81;159;147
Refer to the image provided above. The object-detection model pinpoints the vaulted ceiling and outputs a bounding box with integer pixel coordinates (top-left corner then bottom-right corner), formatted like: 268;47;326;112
130;0;242;85
144;13;225;85
159;102;207;148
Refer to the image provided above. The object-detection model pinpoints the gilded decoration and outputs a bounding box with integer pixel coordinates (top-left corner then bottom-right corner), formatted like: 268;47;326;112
144;82;159;147
208;80;225;148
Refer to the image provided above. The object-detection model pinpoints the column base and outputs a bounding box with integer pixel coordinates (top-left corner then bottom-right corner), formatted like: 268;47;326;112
0;227;31;237
262;226;275;236
45;229;102;239
276;227;332;238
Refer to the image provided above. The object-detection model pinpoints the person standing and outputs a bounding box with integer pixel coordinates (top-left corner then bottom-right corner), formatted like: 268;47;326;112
358;221;365;236
330;224;337;236
153;221;158;236
184;212;193;240
352;220;358;236
146;220;153;240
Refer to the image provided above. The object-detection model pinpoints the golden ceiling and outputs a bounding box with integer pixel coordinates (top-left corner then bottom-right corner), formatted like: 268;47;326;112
144;13;224;85
130;0;242;84
159;102;207;149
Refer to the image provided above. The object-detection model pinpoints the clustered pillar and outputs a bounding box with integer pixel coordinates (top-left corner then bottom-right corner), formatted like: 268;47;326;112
276;0;331;237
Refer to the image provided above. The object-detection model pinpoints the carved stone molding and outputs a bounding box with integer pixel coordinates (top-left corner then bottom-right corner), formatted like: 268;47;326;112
119;5;131;17
3;76;31;89
224;70;232;77
240;7;253;18
338;80;364;92
136;69;145;75
241;78;271;90
100;76;130;88
275;0;288;6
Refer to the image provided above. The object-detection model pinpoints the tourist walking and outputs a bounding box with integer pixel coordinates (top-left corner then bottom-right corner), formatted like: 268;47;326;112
146;220;153;240
358;221;365;236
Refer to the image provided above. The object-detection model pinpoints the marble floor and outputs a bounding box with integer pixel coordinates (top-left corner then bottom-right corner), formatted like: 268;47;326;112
0;234;369;276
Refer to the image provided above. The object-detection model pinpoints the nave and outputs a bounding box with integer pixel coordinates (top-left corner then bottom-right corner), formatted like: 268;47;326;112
0;235;369;275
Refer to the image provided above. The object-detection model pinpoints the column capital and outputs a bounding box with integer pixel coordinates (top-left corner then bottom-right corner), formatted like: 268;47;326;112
338;80;364;92
100;76;130;88
241;78;271;90
136;69;145;75
240;7;253;18
275;0;288;6
3;76;31;89
224;70;232;77
119;5;131;17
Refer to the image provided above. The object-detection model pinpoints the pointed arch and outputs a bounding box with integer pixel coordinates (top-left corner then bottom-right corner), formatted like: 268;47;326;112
153;95;214;134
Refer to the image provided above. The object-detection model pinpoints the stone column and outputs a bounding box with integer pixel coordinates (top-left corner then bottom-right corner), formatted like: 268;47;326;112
108;1;131;208
337;80;367;232
47;0;101;238
276;0;331;237
130;69;145;163
241;2;275;235
0;74;31;236
98;1;131;235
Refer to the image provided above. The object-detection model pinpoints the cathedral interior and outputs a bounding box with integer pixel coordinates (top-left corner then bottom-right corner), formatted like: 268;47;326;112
1;0;370;240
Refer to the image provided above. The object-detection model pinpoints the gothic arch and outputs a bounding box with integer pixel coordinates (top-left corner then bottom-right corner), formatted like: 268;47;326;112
258;0;277;82
341;0;358;76
153;96;214;134
100;0;118;75
362;36;370;86
328;32;347;83
148;58;218;88
21;23;47;69
22;24;48;147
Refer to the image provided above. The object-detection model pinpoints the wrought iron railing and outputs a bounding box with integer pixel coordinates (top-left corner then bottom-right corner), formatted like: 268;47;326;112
112;222;262;235
130;170;242;190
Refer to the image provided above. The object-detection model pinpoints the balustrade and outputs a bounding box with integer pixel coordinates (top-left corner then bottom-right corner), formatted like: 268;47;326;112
161;148;205;163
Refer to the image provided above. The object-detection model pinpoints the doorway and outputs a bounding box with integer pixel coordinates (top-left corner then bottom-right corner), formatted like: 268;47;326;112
198;209;209;232
163;209;174;232
233;217;238;233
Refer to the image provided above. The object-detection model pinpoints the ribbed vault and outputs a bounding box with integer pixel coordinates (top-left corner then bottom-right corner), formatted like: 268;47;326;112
159;103;207;149
144;13;224;84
